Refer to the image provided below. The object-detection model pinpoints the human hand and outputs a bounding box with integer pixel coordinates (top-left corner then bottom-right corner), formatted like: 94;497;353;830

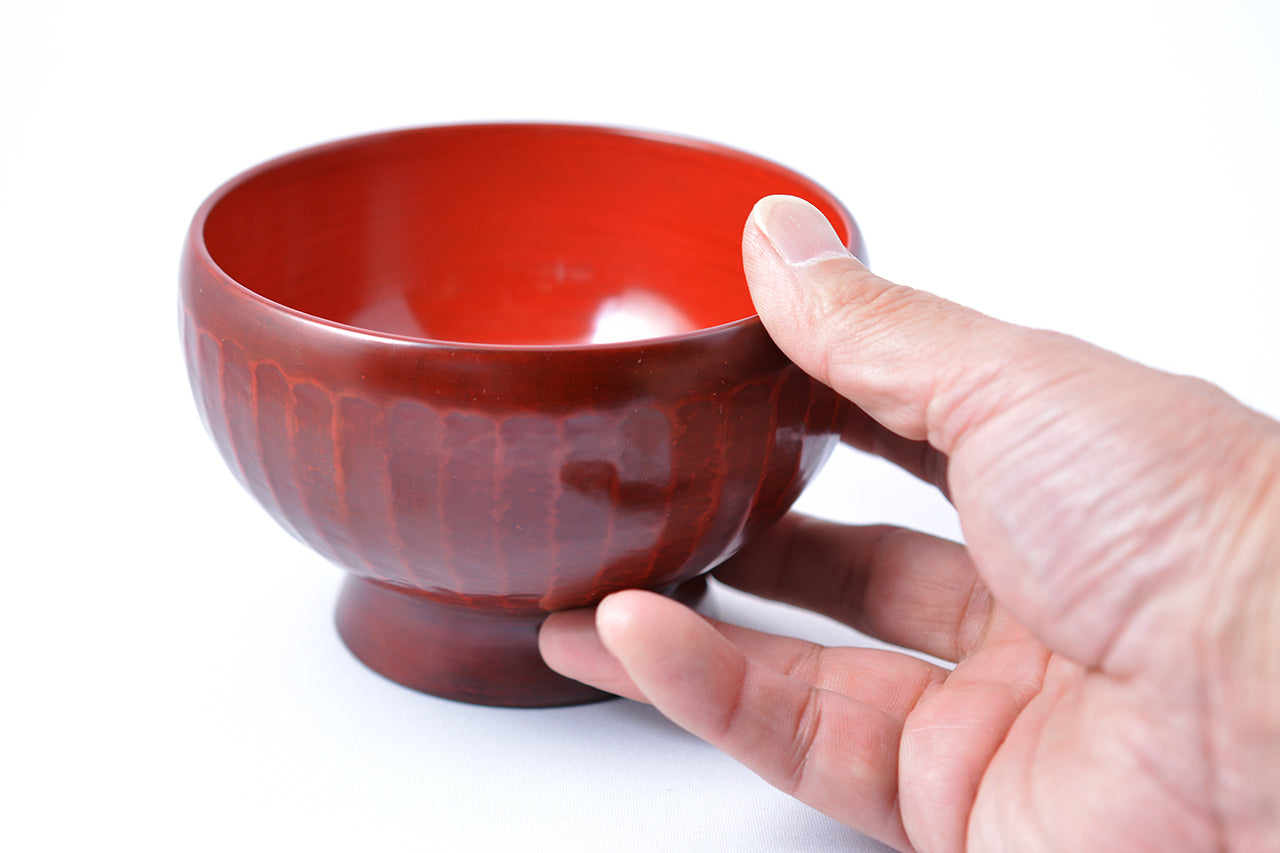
538;195;1280;852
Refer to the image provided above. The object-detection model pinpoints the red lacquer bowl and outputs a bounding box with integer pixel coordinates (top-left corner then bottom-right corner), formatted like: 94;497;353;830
179;123;862;706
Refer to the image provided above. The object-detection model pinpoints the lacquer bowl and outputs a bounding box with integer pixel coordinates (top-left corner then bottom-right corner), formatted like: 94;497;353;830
179;123;862;706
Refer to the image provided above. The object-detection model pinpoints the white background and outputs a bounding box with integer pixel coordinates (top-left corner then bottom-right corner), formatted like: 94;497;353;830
3;1;1277;850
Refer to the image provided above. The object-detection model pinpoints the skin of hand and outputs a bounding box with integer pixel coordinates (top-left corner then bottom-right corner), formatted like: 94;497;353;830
538;195;1280;852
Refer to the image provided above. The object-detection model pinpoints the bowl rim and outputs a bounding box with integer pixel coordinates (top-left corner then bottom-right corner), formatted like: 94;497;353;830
185;121;862;354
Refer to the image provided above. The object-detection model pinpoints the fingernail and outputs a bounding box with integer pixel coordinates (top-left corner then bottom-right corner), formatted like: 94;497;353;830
752;195;850;265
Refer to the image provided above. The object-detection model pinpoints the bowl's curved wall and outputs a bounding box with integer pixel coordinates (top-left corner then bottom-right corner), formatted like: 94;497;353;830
181;253;847;611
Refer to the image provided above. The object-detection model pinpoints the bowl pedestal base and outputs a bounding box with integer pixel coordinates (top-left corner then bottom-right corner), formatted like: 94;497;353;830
334;574;709;707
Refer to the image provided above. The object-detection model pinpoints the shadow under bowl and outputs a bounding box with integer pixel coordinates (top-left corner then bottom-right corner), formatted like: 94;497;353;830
179;123;862;706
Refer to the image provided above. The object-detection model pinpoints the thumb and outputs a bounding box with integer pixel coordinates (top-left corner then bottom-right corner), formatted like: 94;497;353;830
743;194;1025;452
741;195;1270;678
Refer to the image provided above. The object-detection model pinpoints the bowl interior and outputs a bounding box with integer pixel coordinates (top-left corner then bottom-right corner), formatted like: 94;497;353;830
201;125;852;346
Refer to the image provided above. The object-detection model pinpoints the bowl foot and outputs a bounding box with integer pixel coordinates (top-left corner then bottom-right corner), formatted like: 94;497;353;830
334;575;708;707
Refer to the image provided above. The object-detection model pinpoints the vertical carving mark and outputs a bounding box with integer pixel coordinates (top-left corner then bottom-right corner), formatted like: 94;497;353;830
337;395;398;583
288;382;345;567
497;414;558;598
588;406;673;594
748;369;811;538
386;400;446;590
196;331;236;481
797;374;846;476
440;412;498;595
545;413;614;608
727;377;789;556
689;380;773;572
254;362;307;543
219;340;282;520
653;395;727;586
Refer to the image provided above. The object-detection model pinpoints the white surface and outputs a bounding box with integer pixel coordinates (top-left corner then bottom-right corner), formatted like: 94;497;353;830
3;1;1278;850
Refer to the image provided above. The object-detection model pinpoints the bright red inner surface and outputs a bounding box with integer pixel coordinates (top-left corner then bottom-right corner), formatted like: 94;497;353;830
203;125;849;346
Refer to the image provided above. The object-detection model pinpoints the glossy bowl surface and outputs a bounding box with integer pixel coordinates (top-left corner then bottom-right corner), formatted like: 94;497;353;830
180;123;862;705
